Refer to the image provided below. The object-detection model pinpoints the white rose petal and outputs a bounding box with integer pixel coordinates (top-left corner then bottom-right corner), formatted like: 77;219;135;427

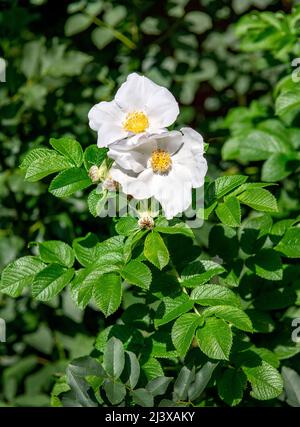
109;128;207;219
88;73;179;148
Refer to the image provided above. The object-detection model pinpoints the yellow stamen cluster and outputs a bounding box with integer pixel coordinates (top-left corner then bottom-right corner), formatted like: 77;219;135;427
151;149;172;174
123;111;149;134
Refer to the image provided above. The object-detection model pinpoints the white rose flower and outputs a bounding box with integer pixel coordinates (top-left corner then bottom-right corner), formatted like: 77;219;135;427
88;73;179;148
109;128;207;219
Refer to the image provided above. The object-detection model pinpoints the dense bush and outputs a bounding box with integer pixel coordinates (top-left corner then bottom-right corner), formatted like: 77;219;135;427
0;0;300;407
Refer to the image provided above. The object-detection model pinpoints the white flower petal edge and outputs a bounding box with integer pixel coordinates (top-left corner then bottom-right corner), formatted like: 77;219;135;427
88;73;179;148
109;128;207;219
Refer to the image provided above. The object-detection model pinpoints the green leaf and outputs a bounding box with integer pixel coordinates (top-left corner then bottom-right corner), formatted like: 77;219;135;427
281;366;300;407
72;233;99;267
65;13;92;36
188;362;218;401
124;351;140;389
217;369;247;406
191;284;241;308
185;11;212;34
49;167;92;198
215;197;241;227
146;377;173;397
173;366;194;401
103;337;125;379
275;228;300;258
64;357;103;407
0;256;46;297
147;328;177;359
208;175;248;200
131;388;154;407
104;5;127;26
141;358;164;382
261;153;297;182
223;129;292;162
155;223;194;239
32;265;74;301
103;380;126;405
121;260;152;290
20;147;53;171
39;240;75;268
144;232;169;270
203;306;253;332
171;313;201;358
196;317;233;360
71;269;99;309
237;188;278;212
83;145;107;171
50;137;83;167
87;189;108;217
115;216;139;236
93;273;122;317
154;293;194;327
180;260;225;288
243;361;283;400
25;152;73;182
91;27;114;49
275;87;300;118
246;248;283;281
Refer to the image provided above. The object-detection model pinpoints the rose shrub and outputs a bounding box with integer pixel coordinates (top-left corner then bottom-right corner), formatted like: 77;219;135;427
0;0;300;407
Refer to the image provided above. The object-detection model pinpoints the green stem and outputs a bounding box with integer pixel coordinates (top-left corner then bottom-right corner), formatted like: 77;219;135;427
90;15;136;50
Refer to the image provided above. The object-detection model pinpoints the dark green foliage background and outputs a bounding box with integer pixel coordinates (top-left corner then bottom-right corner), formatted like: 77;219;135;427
0;0;300;407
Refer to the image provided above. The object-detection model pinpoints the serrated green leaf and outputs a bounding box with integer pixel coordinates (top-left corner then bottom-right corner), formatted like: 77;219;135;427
87;189;108;217
93;273;122;317
275;227;300;258
180;260;225;288
25;153;73;182
216;197;241;227
39;240;75;268
203;305;253;332
121;260;152;290
196;317;233;360
171;313;201;358
243;361;283;400
237;188;278;212
49;167;92;198
155;223;194;239
155;293;194;327
141;358;164;382
32;265;74;301
0;256;46;297
144;232;169;270
20;147;53;171
209;175;248;200
83;145;107;171
115;216;139;236
50;137;83;167
191;284;241;308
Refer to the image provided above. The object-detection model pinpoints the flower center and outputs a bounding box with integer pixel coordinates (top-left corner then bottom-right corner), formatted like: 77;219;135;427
151;149;172;174
123;111;149;133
